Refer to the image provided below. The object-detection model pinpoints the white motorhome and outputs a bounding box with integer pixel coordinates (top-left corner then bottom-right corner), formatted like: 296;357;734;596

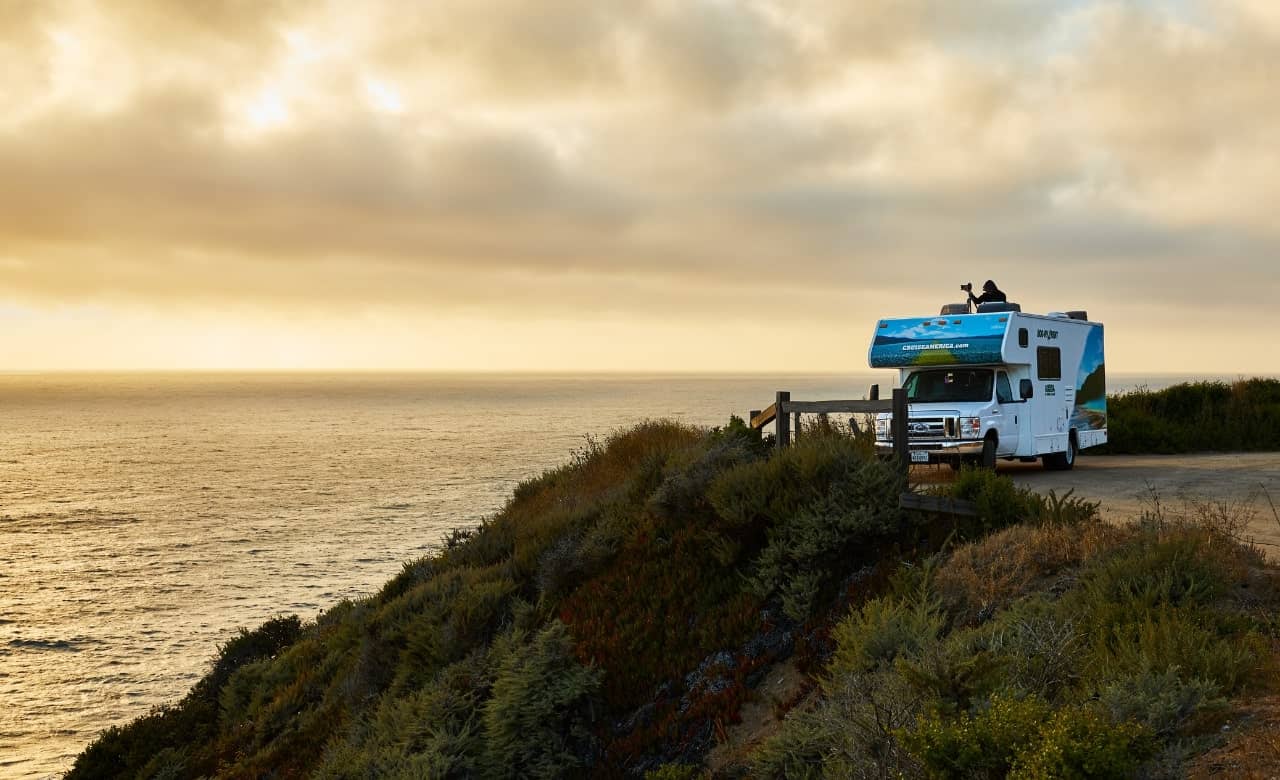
869;301;1106;470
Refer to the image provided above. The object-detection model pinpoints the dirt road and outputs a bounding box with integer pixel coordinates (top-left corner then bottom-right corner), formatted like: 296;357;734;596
918;453;1280;554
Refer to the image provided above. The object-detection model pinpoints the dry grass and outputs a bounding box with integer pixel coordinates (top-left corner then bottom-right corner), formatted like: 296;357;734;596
935;522;1131;625
1188;692;1280;779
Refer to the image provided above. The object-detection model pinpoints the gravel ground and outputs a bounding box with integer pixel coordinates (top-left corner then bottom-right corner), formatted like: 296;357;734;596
916;452;1280;556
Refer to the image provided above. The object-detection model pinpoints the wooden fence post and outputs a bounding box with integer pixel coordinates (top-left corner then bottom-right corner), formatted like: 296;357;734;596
892;388;909;474
776;391;791;450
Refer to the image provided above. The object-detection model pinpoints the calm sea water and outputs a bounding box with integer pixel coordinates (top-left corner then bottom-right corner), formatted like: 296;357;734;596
0;371;1255;777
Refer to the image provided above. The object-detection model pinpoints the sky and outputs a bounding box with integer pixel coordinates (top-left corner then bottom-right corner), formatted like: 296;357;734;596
2;0;1279;373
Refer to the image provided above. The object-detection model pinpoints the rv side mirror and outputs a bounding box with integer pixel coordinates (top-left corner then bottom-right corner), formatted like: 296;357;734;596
1019;379;1034;400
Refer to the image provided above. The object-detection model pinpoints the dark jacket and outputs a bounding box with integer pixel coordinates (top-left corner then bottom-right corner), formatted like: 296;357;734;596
970;287;1007;305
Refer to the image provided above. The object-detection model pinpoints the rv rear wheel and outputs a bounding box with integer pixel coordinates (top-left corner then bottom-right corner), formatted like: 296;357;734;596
1043;432;1077;471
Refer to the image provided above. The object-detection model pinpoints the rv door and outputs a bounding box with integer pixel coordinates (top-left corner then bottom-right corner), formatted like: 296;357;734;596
993;370;1022;455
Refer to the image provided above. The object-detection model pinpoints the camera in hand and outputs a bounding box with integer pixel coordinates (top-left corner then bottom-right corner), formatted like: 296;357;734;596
960;282;973;293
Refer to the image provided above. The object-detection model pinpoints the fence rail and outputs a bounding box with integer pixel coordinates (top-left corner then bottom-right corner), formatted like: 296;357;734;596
747;388;983;517
749;388;911;469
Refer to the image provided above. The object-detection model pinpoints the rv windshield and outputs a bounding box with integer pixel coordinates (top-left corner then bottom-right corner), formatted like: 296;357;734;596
903;369;994;403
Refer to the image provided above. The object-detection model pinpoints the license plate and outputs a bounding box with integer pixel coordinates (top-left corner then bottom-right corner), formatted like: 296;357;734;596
910;451;930;463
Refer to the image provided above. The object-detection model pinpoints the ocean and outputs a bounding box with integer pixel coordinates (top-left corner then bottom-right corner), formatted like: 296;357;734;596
0;371;1257;777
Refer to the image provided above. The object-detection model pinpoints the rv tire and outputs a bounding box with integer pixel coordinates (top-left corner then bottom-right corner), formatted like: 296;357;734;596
1043;432;1077;471
980;435;997;471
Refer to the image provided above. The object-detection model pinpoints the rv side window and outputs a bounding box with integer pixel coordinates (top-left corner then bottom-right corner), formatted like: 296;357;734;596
1037;347;1061;380
1018;328;1029;348
996;372;1014;403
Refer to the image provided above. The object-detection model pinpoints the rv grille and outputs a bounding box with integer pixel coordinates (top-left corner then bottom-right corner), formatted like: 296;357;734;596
906;416;959;440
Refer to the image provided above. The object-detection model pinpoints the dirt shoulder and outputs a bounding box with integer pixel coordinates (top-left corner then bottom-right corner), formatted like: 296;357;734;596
996;453;1280;554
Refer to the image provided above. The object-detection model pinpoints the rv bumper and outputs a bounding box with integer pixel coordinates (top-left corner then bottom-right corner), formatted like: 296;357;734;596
874;440;986;461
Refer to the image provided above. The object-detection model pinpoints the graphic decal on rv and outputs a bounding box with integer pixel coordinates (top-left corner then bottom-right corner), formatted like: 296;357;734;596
1070;325;1106;431
869;315;1006;368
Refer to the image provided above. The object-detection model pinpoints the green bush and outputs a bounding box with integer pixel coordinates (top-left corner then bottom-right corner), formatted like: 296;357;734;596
644;763;704;780
1097;668;1224;739
708;435;886;534
748;454;905;621
1076;532;1233;617
68;615;305;780
1104;378;1280;454
707;432;905;623
314;654;490;778
1009;706;1155;779
1089;608;1260;695
985;599;1084;701
950;467;1041;530
903;696;1155;780
895;629;1005;715
481;621;603;778
827;591;944;681
901;694;1052;777
752;670;923;780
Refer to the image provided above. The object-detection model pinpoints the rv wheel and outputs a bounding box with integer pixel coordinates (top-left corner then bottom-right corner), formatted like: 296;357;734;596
980;435;997;471
1043;433;1077;471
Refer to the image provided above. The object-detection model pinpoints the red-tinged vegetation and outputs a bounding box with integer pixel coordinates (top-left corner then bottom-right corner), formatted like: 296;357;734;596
560;521;760;709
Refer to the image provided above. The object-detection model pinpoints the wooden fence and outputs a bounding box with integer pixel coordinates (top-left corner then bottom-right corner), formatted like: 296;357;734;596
749;388;909;466
747;388;977;516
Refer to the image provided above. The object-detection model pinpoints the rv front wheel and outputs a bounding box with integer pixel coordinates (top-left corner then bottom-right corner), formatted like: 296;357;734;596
980;435;998;471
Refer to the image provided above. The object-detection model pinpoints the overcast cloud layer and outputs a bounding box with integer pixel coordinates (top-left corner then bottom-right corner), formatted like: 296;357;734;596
2;0;1279;371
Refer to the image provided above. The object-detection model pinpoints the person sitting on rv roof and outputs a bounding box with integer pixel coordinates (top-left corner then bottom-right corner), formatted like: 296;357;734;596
968;280;1007;306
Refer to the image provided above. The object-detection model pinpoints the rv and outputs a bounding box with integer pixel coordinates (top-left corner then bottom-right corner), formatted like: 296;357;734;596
869;300;1106;470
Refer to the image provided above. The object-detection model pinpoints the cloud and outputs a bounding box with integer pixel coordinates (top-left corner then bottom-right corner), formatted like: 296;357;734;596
1;0;1278;372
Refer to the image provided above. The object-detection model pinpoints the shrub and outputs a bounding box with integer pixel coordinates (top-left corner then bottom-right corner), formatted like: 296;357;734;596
559;521;758;708
985;600;1084;702
935;522;1129;626
535;532;588;601
314;654;490;778
894;628;1005;715
752;670;923;779
748;455;905;621
1104;379;1280;454
1097;668;1225;739
950;467;1040;530
708;435;890;535
901;694;1052;777
903;696;1155;780
647;418;765;523
1076;531;1239;618
827;591;944;682
644;763;704;780
1088;608;1261;695
1030;489;1103;528
68;615;306;780
482;621;603;778
1009;706;1156;779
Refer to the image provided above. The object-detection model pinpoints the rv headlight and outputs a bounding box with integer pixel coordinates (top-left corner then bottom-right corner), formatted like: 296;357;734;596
959;417;982;439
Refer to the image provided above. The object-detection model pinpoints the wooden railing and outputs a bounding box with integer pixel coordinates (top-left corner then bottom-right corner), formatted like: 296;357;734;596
748;388;977;515
749;388;911;469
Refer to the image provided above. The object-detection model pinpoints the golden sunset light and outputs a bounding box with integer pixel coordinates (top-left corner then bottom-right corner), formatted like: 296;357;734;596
11;4;1280;779
4;0;1279;372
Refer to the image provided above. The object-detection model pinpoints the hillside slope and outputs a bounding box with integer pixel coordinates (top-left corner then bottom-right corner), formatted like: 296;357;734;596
71;416;1280;778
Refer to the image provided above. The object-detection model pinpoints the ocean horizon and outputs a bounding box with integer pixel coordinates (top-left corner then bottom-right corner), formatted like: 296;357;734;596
2;370;1274;777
